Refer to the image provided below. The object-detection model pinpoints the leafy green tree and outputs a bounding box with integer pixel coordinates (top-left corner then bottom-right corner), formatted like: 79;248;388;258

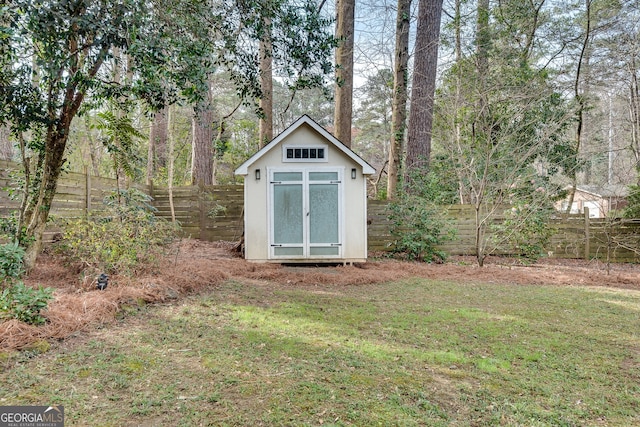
0;0;337;269
434;0;575;266
0;0;169;269
147;0;337;184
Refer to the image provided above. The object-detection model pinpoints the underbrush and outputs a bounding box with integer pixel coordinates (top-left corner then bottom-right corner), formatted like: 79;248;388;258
388;172;455;262
0;241;53;326
0;188;181;349
55;188;179;275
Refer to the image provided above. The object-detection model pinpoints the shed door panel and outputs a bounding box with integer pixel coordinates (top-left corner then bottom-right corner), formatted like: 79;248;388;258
273;183;304;256
270;169;342;259
309;182;340;256
309;184;338;243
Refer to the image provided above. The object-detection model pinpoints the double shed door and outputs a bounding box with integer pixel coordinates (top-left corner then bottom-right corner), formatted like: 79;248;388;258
269;168;343;259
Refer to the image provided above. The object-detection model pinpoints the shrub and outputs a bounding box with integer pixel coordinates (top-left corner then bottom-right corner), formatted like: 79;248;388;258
388;171;455;262
0;282;53;325
57;188;179;274
0;241;25;284
0;240;51;326
0;213;34;247
492;203;555;262
623;185;640;219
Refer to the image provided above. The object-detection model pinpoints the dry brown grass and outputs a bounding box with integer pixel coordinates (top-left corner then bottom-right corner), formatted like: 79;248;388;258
2;238;638;351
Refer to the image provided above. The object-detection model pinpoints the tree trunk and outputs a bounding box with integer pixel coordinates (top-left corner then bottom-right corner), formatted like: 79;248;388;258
566;0;592;214
192;79;215;186
405;0;443;176
333;0;355;147
474;0;490;144
21;43;108;270
454;0;465;204
148;105;169;175
387;0;411;200
259;16;273;148
167;105;176;223
475;205;485;267
23;125;75;269
0;126;12;160
84;116;101;177
630;60;640;183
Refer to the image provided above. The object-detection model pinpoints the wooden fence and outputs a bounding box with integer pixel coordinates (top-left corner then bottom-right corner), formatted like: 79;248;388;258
367;201;640;262
148;184;244;242
1;160;639;262
0;160;147;241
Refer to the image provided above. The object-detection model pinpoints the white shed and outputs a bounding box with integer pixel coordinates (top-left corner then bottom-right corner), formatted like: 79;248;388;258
234;115;375;263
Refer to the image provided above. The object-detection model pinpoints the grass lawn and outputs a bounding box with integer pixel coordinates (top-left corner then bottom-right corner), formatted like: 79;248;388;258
1;277;639;426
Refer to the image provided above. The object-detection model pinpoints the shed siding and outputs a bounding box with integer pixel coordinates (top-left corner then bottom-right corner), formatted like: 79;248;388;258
243;123;368;262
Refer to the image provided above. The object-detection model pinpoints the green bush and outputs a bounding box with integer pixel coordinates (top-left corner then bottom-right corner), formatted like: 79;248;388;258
492;203;555;262
623;185;640;218
57;188;179;274
0;282;53;325
388;171;455;262
0;240;52;325
0;213;34;247
0;241;25;283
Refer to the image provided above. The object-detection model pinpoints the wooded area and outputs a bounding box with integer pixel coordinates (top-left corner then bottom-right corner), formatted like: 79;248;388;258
2;1;640;267
2;161;638;262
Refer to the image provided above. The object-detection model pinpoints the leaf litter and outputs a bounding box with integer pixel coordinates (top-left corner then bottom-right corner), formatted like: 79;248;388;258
2;238;638;350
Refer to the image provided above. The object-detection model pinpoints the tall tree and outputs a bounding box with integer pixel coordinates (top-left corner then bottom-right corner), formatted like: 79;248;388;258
225;0;337;147
387;0;411;200
168;0;336;177
0;0;178;269
565;0;593;213
405;0;444;176
192;79;215;186
452;0;465;203
148;106;169;185
259;15;274;147
334;0;355;147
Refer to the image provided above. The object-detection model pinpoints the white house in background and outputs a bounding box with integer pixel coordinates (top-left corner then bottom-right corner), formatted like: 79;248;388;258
556;184;629;218
234;115;375;263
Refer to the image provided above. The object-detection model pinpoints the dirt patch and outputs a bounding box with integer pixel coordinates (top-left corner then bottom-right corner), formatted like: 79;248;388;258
2;238;639;350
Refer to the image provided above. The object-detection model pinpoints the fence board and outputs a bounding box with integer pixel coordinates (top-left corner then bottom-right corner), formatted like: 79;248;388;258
1;160;639;262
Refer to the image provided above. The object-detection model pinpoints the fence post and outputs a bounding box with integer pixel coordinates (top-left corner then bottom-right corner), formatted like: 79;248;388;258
147;180;155;199
584;207;590;260
84;165;91;215
199;185;206;240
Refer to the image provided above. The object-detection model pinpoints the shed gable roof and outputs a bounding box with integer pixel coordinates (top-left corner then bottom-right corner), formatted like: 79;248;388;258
234;115;376;176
